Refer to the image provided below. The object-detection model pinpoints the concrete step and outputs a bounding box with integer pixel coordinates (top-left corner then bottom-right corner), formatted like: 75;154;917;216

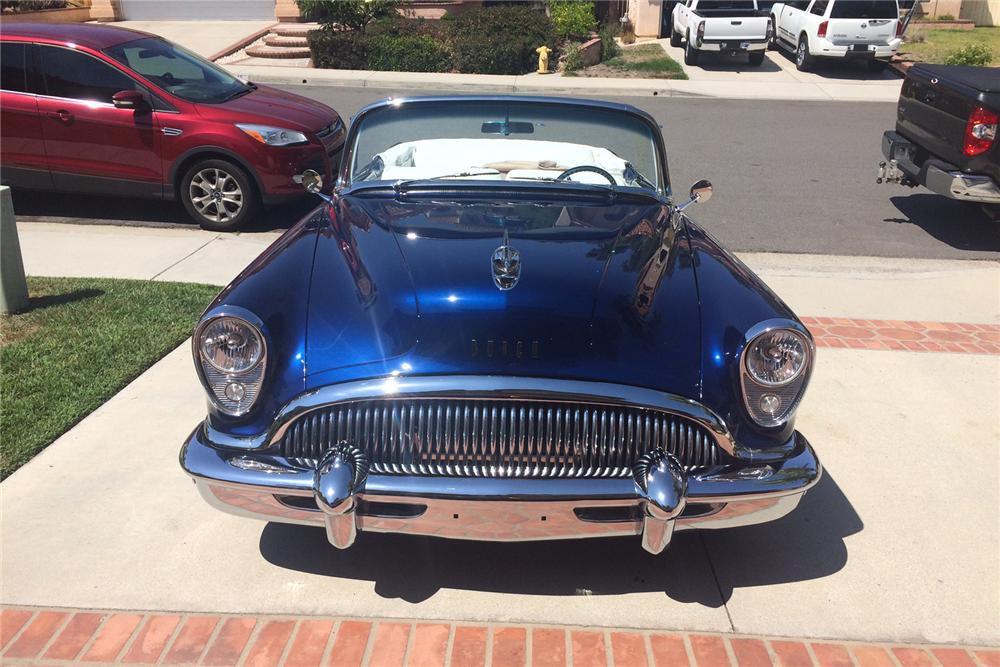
264;34;309;48
272;24;319;37
245;44;312;59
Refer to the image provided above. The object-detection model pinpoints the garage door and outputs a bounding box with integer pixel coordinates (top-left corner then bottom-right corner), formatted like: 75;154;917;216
118;0;275;20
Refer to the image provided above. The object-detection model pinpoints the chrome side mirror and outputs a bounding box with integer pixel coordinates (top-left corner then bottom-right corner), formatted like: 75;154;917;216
295;169;323;194
674;179;713;215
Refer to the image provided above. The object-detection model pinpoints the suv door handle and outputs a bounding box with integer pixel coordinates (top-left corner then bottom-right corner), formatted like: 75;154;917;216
46;109;73;123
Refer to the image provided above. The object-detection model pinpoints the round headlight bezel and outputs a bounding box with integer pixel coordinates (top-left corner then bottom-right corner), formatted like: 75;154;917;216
198;316;265;374
743;328;809;387
739;321;814;428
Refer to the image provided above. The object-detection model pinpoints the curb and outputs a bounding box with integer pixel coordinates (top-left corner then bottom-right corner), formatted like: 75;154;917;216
223;64;903;102
2;606;998;666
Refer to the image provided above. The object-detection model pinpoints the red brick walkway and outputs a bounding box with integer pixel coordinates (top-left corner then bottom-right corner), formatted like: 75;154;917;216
801;318;1000;355
2;607;997;667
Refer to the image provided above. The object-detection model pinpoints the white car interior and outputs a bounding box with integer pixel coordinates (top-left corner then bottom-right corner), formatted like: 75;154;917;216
373;138;633;185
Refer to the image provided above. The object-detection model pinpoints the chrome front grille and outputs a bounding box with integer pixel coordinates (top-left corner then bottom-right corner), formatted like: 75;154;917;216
278;398;726;478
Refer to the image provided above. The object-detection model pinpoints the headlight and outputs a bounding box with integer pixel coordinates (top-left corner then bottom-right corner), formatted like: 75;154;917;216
740;324;813;427
195;314;266;416
236;123;308;147
745;329;807;386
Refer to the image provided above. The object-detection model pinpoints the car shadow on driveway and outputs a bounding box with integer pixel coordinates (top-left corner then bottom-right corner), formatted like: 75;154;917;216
9;189;312;234
886;194;1000;252
258;472;860;606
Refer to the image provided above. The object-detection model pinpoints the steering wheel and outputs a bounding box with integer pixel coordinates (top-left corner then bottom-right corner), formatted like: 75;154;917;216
556;165;617;186
160;72;178;84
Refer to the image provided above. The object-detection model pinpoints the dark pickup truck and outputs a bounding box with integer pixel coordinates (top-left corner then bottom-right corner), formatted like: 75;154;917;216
878;64;999;208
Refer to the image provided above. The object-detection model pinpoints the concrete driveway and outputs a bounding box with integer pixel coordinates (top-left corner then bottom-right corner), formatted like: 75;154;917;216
2;222;998;645
107;21;274;59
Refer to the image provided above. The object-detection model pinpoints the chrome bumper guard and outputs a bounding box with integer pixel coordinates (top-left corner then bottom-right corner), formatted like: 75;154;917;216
879;130;1000;204
181;425;821;555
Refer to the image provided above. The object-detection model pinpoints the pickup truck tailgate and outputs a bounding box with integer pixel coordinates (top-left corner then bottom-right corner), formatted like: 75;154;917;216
700;14;770;40
897;64;1000;173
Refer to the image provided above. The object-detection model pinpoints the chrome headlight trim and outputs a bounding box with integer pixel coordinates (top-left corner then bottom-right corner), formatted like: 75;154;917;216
739;319;814;428
194;307;268;417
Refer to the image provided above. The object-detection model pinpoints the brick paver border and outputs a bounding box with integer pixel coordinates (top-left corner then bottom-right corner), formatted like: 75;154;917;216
1;607;997;667
801;318;1000;355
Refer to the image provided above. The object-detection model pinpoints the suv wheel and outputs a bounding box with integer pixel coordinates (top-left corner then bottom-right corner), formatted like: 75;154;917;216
180;159;259;232
670;28;682;47
796;36;814;71
767;18;778;50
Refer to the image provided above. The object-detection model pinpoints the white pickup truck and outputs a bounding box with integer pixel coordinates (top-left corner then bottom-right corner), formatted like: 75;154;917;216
669;0;772;67
767;0;903;71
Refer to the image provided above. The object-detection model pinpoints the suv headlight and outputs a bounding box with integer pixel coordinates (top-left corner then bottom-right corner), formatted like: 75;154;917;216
236;123;308;147
740;323;813;427
195;313;266;416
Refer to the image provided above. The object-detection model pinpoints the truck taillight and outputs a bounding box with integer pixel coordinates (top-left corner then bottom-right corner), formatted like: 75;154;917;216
964;107;998;157
896;19;904;37
818;20;828;38
696;21;705;46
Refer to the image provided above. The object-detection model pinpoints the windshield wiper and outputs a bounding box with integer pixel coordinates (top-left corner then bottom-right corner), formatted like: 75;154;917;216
220;84;254;103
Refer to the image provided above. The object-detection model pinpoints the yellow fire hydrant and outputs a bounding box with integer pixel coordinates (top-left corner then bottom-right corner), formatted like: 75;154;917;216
535;45;552;74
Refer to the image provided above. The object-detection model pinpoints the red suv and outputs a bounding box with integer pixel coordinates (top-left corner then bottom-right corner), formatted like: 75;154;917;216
0;23;344;230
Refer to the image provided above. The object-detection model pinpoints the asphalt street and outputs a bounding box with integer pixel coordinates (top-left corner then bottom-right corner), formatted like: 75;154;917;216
12;86;999;260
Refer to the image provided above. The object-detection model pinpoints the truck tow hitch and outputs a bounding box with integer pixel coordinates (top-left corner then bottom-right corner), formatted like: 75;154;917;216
877;160;915;187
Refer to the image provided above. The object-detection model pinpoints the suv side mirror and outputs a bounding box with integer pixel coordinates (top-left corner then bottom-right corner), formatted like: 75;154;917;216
112;90;146;110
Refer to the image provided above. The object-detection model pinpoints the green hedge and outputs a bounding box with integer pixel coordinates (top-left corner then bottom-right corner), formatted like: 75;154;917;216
449;5;557;75
550;1;596;40
306;6;557;75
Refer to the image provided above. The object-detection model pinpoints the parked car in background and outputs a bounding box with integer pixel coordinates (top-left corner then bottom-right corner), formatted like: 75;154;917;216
181;96;821;556
0;23;344;231
878;64;999;210
670;0;772;66
769;0;902;71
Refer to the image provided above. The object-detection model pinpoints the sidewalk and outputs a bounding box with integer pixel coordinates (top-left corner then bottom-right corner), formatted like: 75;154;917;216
222;62;902;102
3;606;997;666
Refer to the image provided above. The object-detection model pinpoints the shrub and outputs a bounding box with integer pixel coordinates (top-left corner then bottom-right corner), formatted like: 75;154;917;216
368;34;451;72
598;26;620;61
296;0;398;31
944;43;993;66
937;13;955;21
1;0;67;11
448;5;557;74
562;43;584;71
306;28;369;69
550;1;596;40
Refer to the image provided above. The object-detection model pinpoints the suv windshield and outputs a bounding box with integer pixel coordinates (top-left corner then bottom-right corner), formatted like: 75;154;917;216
105;37;250;103
830;0;898;18
346;100;664;195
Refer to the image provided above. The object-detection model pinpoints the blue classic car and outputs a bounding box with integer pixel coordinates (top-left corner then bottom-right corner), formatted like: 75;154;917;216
181;96;820;554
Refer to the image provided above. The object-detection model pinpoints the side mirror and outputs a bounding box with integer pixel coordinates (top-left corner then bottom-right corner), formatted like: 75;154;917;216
112;90;146;110
295;169;324;194
690;179;713;204
674;179;713;215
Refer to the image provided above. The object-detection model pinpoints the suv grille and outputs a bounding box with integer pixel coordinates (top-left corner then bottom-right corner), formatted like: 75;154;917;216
278;398;726;478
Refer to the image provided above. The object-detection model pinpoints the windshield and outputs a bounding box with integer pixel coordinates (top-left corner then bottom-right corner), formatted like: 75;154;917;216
105;37;250;103
830;0;897;18
345;100;664;194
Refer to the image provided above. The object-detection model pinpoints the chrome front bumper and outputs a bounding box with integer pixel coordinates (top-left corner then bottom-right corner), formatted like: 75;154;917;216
180;425;821;555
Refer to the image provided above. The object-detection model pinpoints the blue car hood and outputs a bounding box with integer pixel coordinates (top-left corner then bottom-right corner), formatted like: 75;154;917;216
304;196;703;398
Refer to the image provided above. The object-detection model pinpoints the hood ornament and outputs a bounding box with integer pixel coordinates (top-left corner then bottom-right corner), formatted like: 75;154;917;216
492;229;521;291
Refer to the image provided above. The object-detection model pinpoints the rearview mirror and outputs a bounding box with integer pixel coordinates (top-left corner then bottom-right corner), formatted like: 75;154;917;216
112;90;146;110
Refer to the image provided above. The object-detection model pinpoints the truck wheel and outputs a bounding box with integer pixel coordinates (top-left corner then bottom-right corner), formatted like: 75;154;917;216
795;36;814;71
670;28;682;47
749;51;765;66
180;158;260;232
684;34;699;65
767;18;778;50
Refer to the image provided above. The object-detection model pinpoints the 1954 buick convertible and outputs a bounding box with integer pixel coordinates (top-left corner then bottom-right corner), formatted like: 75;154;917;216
180;96;821;554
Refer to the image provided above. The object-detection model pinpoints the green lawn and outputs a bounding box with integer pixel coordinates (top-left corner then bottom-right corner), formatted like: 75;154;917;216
902;27;999;65
572;43;688;80
0;276;219;479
